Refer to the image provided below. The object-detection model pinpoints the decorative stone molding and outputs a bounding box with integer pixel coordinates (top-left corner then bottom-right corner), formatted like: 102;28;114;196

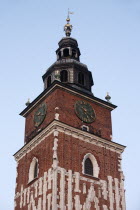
120;172;126;210
67;170;73;210
52;130;59;210
108;176;114;210
84;183;100;210
100;180;107;200
59;168;66;209
15;166;126;210
14;121;125;162
55;107;59;120
114;178;120;210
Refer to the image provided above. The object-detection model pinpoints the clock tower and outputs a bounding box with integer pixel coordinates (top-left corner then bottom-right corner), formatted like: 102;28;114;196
14;16;126;210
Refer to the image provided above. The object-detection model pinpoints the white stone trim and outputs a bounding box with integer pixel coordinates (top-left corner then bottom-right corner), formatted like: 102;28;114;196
47;193;52;210
74;195;82;210
103;205;108;210
108;176;114;210
67;170;73;210
15;167;126;210
14;121;125;162
55;107;59;120
59;168;66;209
43;172;47;210
52;133;59;210
74;172;81;192
84;183;100;210
100;180;107;200
120;172;126;210
82;153;100;178
114;178;120;210
81;125;89;132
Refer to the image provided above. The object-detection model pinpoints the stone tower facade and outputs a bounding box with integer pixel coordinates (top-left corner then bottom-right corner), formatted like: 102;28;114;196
14;17;126;210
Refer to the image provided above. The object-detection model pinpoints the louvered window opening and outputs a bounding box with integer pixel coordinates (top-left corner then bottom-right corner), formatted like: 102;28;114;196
47;76;52;88
60;70;68;82
78;72;84;85
84;158;93;176
63;48;69;57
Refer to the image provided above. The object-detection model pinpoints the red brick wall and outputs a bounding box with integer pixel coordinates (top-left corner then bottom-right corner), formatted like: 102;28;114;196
24;91;58;143
16;131;120;195
15;131;122;209
24;87;112;143
57;132;120;180
15;133;54;193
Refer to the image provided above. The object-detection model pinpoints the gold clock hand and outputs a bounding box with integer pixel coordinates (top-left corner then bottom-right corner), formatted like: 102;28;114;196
81;107;87;113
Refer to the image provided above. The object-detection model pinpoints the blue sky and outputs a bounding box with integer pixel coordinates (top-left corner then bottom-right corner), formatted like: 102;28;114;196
0;0;140;209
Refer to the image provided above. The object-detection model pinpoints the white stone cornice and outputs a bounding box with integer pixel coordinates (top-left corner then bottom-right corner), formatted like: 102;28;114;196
14;120;126;161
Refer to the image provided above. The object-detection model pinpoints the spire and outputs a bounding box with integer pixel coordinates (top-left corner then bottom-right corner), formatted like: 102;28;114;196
64;9;73;37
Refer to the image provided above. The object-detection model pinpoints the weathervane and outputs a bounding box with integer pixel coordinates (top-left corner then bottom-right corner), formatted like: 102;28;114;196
64;9;74;37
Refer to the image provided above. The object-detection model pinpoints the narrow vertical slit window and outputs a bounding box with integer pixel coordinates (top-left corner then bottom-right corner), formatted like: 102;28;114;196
47;76;52;88
72;49;76;58
63;48;69;57
58;51;61;59
78;72;84;85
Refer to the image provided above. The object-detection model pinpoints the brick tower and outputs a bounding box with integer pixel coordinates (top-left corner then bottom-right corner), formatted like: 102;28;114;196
14;15;126;210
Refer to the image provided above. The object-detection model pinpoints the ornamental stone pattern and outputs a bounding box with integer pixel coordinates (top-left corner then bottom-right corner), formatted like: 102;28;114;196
14;127;126;209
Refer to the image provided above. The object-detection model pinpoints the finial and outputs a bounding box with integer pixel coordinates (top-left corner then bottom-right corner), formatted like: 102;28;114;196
105;92;111;103
25;98;30;106
64;9;74;37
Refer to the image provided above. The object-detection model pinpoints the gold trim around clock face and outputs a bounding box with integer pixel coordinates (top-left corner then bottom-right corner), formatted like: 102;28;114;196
34;103;47;127
75;100;96;123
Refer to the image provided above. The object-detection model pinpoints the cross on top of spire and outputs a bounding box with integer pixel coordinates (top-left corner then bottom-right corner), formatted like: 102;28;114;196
64;9;74;37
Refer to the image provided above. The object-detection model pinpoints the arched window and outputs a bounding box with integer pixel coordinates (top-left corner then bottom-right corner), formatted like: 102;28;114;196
84;158;93;176
60;70;68;82
63;48;69;57
47;76;52;88
28;157;39;183
78;72;84;85
82;153;100;178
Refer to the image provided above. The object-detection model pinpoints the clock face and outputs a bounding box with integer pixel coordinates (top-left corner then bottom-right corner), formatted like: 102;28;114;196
75;101;96;123
34;103;47;127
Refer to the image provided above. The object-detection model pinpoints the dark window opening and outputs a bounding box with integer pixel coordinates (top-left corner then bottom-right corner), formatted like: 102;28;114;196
58;51;61;59
60;70;68;82
84;158;93;176
47;76;52;88
34;161;38;178
72;49;76;58
78;72;84;85
63;48;69;57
